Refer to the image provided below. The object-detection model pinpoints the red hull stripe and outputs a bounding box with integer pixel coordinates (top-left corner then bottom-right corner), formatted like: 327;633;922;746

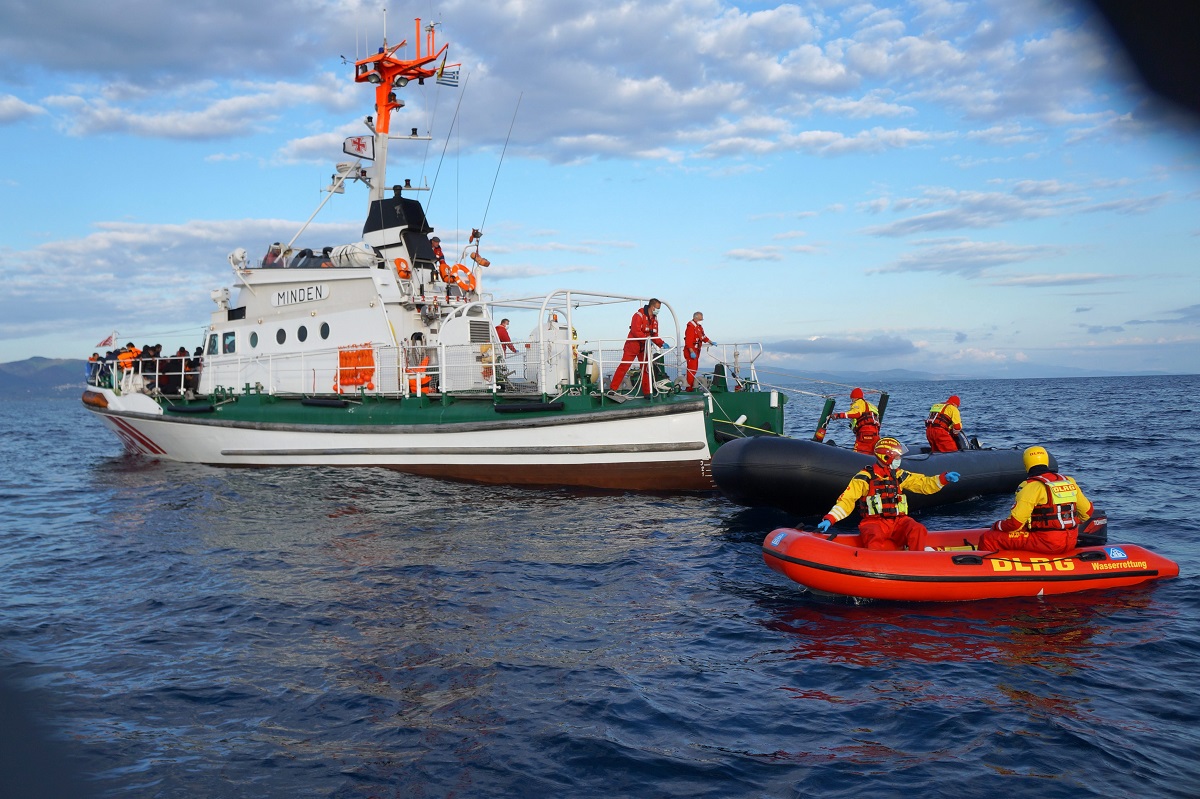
109;416;167;455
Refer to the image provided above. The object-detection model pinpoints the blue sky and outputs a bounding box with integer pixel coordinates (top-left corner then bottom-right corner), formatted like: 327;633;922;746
1;0;1197;377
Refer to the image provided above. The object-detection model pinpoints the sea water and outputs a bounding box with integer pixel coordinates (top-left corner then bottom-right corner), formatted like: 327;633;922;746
1;375;1198;798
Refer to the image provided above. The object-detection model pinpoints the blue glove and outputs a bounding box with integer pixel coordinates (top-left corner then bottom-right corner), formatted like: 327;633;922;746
945;471;961;483
817;520;831;533
661;342;672;350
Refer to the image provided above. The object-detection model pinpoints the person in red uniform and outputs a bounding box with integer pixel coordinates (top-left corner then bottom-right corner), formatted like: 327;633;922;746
979;446;1097;554
817;437;960;551
495;318;518;354
683;311;714;391
609;298;670;395
828;387;881;453
925;394;966;452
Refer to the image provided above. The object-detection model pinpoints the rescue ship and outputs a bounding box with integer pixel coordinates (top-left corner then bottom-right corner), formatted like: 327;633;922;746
80;20;785;491
761;523;1179;602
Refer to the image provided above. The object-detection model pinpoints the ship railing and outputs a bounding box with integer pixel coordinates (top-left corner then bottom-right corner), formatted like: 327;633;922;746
703;342;764;392
88;339;757;401
87;356;202;398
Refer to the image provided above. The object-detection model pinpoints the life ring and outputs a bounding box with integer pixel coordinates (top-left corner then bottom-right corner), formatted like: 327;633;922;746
449;263;476;292
393;257;411;279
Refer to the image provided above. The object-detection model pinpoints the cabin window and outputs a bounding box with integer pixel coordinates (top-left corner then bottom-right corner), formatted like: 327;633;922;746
320;322;330;340
207;334;218;355
250;332;259;348
277;329;286;345
298;325;308;343
222;331;236;354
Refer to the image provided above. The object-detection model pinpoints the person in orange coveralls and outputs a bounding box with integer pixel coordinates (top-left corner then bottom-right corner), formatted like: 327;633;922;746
816;437;960;551
609;298;670;395
828;387;881;453
683;311;714;391
979;445;1097;554
925;394;967;452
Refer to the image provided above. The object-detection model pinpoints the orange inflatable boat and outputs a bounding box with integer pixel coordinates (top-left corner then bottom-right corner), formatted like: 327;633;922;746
762;526;1179;602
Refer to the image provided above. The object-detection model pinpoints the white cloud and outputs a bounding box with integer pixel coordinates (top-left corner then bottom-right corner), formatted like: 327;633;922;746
0;94;44;123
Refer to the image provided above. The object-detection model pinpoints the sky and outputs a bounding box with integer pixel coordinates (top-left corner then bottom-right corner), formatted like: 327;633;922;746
1;0;1197;378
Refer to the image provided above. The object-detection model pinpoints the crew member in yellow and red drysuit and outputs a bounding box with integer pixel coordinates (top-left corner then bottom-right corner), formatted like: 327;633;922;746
828;387;881;453
609;298;670;395
816;437;960;551
683;311;714;391
925;394;966;452
979;446;1096;554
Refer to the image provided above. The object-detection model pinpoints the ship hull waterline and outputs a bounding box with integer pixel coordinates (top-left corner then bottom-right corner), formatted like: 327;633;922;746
88;397;721;491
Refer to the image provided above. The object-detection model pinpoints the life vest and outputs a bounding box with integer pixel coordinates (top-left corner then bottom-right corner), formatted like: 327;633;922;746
1027;473;1079;532
407;355;431;393
926;403;954;431
855;467;909;518
851;401;880;435
116;348;141;370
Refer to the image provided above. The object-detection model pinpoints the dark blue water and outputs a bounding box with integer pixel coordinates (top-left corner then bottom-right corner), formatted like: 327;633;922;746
2;375;1198;798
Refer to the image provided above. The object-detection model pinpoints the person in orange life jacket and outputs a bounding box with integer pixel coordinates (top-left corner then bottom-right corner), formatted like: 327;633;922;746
979;446;1097;554
609;298;671;395
683;311;715;391
116;342;141;372
828;388;881;454
816;437;960;551
926;394;967;452
495;318;518;354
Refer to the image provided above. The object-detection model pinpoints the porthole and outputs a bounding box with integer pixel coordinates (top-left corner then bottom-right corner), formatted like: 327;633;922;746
320;322;330;339
250;332;259;348
276;329;286;345
298;325;308;342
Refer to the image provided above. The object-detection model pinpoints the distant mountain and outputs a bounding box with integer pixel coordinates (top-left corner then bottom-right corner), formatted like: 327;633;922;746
0;357;86;397
761;364;1176;385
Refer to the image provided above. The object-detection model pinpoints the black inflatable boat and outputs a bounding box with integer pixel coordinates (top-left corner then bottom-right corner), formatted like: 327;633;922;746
712;436;1052;516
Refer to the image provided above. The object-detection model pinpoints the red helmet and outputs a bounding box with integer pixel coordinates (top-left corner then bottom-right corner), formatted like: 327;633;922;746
850;387;864;400
874;436;906;468
947;395;960;406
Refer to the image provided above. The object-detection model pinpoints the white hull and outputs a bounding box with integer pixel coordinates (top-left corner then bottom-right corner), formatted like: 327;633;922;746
87;392;716;490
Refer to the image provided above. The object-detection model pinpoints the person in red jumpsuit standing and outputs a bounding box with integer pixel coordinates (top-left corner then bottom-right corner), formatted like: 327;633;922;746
828;387;881;454
683;311;715;391
925;394;966;452
609;298;670;395
817;437;960;551
979;445;1098;554
495;318;518;354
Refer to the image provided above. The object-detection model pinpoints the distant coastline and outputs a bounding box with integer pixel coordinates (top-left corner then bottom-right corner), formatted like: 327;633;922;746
2;356;1186;398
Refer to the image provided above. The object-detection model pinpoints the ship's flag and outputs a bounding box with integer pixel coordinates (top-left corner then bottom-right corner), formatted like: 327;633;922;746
343;135;375;161
436;55;461;88
96;332;116;348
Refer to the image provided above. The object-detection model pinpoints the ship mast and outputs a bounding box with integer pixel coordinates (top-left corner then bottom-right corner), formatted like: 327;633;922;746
353;18;451;202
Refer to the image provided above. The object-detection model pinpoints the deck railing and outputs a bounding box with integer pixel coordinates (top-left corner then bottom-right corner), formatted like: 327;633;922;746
86;339;764;400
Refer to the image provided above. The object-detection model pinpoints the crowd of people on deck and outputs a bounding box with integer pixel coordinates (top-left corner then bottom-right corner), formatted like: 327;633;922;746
88;342;203;396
